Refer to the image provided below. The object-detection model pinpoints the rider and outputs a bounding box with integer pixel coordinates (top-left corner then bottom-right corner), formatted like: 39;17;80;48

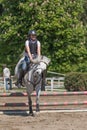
23;30;41;71
16;30;41;87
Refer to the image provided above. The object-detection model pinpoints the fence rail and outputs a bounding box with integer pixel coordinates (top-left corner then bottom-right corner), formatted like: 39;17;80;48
0;76;65;91
0;91;87;97
46;77;65;91
0;101;87;107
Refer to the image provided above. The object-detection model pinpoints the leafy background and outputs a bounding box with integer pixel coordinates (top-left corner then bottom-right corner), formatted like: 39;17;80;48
0;0;87;75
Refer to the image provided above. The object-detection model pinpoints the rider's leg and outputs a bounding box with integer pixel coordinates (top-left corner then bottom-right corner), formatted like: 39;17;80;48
15;61;24;88
19;61;27;86
21;57;30;83
16;70;23;88
22;56;30;72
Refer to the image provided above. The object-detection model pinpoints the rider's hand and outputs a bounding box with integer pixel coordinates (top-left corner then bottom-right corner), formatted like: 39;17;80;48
30;57;33;62
37;55;41;61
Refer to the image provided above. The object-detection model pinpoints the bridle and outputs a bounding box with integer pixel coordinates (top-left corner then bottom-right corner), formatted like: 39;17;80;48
27;60;47;86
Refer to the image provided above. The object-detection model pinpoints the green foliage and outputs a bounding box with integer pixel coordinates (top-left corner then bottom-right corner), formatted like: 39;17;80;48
0;0;87;74
81;0;87;25
80;0;87;49
0;3;4;15
65;72;87;91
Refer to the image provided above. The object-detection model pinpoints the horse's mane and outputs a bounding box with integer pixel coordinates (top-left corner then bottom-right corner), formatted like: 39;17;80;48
31;55;50;65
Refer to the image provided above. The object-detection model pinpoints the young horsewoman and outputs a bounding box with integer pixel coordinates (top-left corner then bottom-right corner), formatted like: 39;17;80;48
23;30;41;71
15;30;41;87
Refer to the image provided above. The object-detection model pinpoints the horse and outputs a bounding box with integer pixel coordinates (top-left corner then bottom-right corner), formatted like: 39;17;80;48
15;56;50;116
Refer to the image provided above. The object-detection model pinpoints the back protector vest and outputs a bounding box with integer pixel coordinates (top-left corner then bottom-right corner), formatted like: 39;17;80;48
25;39;37;55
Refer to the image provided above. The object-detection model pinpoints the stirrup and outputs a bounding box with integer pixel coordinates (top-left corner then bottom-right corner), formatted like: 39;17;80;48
15;80;22;88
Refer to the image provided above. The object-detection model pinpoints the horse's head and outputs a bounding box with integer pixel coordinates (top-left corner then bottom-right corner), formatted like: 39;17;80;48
41;55;51;67
31;56;50;74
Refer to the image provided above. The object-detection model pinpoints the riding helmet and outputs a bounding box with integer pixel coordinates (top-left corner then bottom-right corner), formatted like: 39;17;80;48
28;30;36;35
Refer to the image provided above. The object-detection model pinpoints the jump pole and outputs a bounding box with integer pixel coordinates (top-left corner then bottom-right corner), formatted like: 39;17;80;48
0;91;87;97
0;101;87;107
1;109;87;115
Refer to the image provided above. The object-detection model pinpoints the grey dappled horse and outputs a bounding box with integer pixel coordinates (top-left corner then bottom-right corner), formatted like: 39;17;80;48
15;56;50;116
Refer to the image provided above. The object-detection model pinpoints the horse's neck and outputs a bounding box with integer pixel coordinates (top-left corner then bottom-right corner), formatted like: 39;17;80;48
30;63;38;70
37;61;47;71
29;57;48;71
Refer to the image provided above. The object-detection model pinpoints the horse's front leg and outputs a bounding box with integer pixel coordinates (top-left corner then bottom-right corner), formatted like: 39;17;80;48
28;93;34;116
36;85;41;112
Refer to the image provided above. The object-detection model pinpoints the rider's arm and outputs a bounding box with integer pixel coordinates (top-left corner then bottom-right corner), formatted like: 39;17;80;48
25;41;32;61
37;41;41;56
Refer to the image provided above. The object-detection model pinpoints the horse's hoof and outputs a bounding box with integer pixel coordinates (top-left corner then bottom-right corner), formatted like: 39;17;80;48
36;104;40;112
29;112;35;117
36;109;40;112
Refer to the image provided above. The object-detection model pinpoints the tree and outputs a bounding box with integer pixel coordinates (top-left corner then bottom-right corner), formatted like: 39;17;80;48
0;3;4;16
81;0;87;49
0;0;87;74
